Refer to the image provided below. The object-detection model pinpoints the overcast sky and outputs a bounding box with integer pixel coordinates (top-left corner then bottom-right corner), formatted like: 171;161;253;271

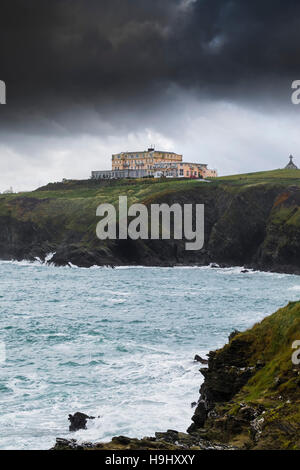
1;0;300;192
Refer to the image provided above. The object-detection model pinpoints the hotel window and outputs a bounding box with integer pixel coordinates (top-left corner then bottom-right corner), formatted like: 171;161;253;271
180;169;184;176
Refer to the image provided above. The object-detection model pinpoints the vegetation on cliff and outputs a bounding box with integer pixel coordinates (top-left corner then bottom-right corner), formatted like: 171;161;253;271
0;169;299;271
189;301;300;450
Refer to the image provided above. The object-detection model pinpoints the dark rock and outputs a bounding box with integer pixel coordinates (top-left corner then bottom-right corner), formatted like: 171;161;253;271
186;422;198;434
213;415;245;435
197;439;238;450
53;438;84;450
228;330;240;342
188;400;208;431
194;354;209;364
191;401;197;408
209;338;252;369
255;360;265;370
200;365;254;404
155;430;179;443
112;436;131;445
241;269;249;273
68;412;95;432
250;416;265;441
189;335;256;434
238;405;260;422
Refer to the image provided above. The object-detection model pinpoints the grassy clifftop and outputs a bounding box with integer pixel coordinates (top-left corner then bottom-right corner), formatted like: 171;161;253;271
2;168;300;203
0;170;299;271
218;168;300;187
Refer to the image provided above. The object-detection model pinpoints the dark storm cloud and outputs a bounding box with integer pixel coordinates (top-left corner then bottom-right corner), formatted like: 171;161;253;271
171;0;300;93
0;1;175;105
1;0;300;128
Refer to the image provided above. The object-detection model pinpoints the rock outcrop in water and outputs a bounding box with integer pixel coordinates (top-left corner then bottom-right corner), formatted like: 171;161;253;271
0;174;300;273
194;355;209;364
68;412;95;432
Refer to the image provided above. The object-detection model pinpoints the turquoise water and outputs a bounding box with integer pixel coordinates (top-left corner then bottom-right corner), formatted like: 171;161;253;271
0;261;299;450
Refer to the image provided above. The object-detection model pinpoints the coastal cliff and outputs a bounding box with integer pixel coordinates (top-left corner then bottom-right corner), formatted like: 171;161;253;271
53;301;300;451
0;169;300;273
188;301;300;450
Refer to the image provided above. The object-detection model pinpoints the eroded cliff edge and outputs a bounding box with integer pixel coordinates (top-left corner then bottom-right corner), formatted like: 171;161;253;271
0;174;300;273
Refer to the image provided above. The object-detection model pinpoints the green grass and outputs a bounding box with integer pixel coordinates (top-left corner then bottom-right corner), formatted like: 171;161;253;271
0;178;209;245
0;178;205;203
217;169;300;187
1;169;298;205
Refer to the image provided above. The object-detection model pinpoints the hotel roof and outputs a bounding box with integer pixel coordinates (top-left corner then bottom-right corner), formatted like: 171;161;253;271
113;150;181;156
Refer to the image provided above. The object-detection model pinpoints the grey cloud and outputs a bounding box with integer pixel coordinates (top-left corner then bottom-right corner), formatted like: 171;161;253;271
1;0;300;125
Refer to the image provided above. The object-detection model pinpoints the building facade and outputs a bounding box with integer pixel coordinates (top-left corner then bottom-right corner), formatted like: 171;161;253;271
92;148;217;180
112;148;182;175
91;169;149;179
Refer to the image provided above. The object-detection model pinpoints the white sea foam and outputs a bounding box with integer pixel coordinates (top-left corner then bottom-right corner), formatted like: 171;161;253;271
68;262;79;268
45;252;56;263
0;258;297;278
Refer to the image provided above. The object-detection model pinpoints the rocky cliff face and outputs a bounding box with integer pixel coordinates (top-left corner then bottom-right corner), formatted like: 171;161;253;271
0;179;299;273
188;301;300;450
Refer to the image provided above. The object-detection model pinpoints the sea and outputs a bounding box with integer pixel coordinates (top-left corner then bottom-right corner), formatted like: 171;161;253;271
0;260;299;449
